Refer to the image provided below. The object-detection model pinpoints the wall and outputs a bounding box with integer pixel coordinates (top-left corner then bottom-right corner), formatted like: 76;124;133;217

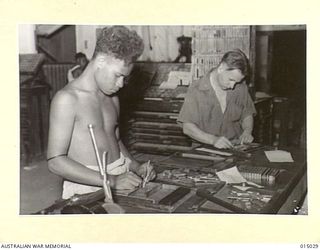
256;25;306;31
37;25;76;62
19;24;37;54
75;25;193;62
75;25;98;59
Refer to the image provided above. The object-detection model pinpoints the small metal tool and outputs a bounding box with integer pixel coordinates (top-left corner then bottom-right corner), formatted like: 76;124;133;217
142;160;151;188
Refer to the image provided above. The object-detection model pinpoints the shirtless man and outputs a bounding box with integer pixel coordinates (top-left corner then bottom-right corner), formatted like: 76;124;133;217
47;26;156;199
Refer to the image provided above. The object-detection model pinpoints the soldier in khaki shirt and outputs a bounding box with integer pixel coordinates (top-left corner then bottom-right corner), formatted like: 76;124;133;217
178;50;256;149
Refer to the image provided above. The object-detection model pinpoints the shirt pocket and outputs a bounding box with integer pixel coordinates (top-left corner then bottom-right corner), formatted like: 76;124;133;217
228;104;242;122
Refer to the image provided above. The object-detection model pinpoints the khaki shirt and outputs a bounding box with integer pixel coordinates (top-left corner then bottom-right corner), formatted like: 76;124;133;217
178;72;256;140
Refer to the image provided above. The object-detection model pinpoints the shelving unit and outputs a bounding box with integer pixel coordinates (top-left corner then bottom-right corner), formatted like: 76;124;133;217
191;26;252;80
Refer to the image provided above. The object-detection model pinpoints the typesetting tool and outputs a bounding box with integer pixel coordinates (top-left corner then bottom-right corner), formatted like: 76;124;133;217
142;160;151;188
113;182;193;212
88;124;125;214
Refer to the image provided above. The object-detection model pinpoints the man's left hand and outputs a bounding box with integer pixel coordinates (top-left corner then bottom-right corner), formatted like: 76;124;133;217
239;131;254;144
135;162;157;183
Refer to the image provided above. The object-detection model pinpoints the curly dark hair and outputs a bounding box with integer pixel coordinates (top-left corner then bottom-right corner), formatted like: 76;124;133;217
93;26;144;64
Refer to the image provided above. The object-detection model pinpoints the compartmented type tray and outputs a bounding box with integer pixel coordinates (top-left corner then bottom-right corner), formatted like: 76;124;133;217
113;182;193;212
197;184;276;214
36;182;194;214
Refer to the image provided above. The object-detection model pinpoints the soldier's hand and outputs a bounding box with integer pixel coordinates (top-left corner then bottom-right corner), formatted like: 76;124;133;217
239;131;254;144
213;136;233;149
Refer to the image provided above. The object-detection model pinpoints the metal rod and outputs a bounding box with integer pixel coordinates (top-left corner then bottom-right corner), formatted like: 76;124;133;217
88;124;104;176
142;160;151;188
102;151;113;201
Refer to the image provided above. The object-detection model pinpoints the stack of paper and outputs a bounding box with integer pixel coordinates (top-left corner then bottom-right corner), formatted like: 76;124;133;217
264;150;294;162
159;71;191;89
216;166;264;188
216;166;247;184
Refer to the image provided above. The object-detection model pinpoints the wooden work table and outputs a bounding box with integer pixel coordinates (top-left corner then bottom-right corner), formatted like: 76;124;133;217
124;146;307;214
37;145;306;215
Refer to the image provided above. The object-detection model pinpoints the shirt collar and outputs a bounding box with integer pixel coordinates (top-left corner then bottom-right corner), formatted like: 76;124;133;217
198;72;213;91
198;70;242;93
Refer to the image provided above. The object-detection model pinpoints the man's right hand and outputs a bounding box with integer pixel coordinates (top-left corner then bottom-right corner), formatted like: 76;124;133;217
213;136;233;149
111;171;142;190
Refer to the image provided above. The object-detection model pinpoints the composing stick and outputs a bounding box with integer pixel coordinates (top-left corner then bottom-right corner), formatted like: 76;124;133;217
227;148;251;158
158;187;190;206
88;124;103;176
196;147;232;156
182;153;225;161
130;183;162;198
197;146;252;159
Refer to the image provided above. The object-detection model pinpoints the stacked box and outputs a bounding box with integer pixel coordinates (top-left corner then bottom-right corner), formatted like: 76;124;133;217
238;165;281;186
129;98;193;155
125;63;193;155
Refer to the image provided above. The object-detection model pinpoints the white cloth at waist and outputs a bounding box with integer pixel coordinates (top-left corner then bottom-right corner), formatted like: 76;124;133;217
62;152;131;199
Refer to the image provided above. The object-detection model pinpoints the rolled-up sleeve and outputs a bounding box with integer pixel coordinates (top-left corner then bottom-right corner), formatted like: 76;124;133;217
177;86;200;126
240;85;257;121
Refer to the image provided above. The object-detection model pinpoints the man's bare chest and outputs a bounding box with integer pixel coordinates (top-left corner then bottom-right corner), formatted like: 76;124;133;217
75;96;119;131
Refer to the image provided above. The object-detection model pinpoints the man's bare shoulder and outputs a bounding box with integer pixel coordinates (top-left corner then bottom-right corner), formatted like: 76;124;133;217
51;86;78;107
51;78;90;106
48;85;81;124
